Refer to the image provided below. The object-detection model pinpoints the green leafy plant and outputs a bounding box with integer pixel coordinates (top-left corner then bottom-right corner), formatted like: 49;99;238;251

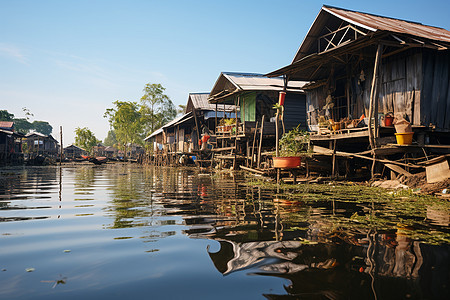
278;125;310;156
220;118;235;126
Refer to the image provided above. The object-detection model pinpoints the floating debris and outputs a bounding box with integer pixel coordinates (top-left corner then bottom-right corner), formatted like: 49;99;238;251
25;268;35;272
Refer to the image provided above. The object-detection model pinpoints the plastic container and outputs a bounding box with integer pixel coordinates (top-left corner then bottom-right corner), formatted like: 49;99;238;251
278;91;286;106
384;114;394;126
272;156;301;168
395;132;414;145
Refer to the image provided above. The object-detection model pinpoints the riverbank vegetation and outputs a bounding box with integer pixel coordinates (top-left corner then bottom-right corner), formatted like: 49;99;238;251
244;175;450;245
0;108;52;135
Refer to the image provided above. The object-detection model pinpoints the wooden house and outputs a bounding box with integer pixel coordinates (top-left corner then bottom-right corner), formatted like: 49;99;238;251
144;113;194;165
144;93;237;166
104;146;118;158
24;132;59;159
269;6;450;146
64;144;87;159
208;72;307;168
0;122;23;165
209;72;307;133
268;5;450;178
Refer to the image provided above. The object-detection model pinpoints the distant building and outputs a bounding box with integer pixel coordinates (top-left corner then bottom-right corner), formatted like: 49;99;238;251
104;146;118;158
24;132;59;158
64;144;87;159
0;121;15;131
93;143;106;157
0;122;23;165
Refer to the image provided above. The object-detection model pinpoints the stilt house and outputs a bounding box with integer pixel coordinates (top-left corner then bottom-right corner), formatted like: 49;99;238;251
0;121;23;165
268;5;450;178
268;5;450;151
208;72;307;168
24;132;59;158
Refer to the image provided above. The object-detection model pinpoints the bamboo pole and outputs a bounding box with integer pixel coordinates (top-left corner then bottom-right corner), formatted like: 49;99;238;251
331;139;337;178
251;121;259;167
257;115;265;169
368;44;383;150
215;103;218;134
233;96;240;170
59;126;63;165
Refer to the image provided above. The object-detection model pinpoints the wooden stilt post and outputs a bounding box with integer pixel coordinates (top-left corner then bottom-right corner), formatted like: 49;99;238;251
331;139;337;179
215;103;218;134
257;115;265;169
251;121;259;167
233;96;240;170
368;44;383;150
59;126;63;165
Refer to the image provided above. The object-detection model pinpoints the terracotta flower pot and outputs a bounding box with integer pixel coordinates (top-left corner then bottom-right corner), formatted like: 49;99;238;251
273;156;301;168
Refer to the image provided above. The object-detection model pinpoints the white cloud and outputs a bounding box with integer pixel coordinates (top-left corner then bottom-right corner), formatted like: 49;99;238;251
0;43;28;64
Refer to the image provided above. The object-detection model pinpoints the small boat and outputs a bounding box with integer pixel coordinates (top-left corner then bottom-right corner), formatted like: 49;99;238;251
81;155;108;165
90;156;108;165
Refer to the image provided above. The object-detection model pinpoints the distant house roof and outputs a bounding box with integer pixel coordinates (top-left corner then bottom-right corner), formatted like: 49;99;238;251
0;121;14;130
144;112;194;141
64;144;85;151
186;93;235;113
144;127;163;141
208;72;306;103
104;146;117;152
25;132;58;142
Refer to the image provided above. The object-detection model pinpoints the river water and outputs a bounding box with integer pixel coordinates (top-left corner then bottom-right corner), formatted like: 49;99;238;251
0;164;449;299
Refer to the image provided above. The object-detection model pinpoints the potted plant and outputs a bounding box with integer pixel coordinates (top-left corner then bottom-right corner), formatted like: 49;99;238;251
273;126;310;168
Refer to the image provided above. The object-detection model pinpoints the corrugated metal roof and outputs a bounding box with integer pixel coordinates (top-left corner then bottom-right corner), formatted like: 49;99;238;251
188;93;213;110
0;121;14;129
292;5;450;62
187;92;235;112
144;112;194;141
325;6;450;43
144;127;163;141
64;144;85;151
209;72;307;102
223;72;305;91
25;132;47;138
162;112;192;129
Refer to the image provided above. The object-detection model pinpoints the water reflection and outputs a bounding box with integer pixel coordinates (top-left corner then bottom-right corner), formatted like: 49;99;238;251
153;170;450;299
0;165;448;299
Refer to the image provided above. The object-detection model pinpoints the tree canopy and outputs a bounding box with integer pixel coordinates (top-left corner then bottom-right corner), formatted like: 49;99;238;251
104;100;142;148
103;83;176;149
74;127;100;154
0;109;53;135
103;130;117;147
140;83;176;135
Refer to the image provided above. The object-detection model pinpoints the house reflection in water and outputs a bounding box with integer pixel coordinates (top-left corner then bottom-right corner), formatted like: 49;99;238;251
154;169;449;299
206;234;449;299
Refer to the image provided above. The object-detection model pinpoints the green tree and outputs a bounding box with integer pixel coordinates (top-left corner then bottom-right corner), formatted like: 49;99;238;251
13;118;33;134
104;101;143;153
0;109;53;135
104;130;117;147
74;127;100;154
177;104;187;116
0;110;14;121
140;83;176;135
22;107;34;120
32;121;52;135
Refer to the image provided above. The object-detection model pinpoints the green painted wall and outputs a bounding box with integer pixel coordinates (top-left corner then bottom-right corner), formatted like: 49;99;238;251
241;92;256;122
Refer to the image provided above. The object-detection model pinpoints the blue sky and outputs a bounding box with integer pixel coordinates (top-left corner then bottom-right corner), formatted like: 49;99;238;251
1;0;449;145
